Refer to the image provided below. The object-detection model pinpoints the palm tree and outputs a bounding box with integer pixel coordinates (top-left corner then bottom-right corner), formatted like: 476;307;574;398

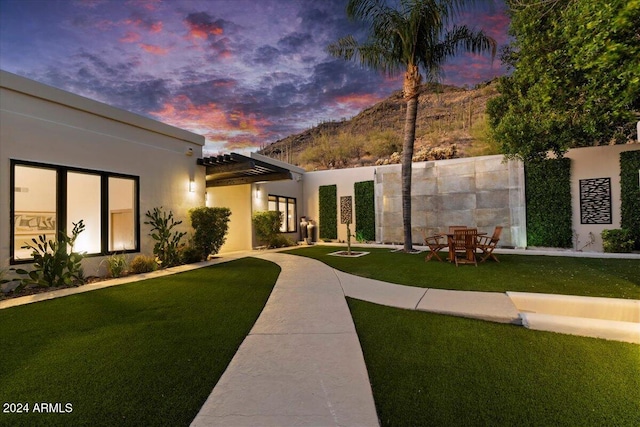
328;0;496;252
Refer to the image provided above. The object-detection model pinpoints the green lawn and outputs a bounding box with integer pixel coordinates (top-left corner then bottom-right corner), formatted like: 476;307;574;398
0;258;279;426
348;298;640;427
284;246;640;299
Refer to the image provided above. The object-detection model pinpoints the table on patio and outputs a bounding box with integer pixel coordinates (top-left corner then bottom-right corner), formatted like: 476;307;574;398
445;230;486;263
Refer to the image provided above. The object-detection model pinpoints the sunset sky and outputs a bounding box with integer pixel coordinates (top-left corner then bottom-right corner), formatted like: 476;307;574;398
0;0;510;155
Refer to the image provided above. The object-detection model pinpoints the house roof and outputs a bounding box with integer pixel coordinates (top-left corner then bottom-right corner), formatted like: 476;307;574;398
0;70;204;146
198;152;294;187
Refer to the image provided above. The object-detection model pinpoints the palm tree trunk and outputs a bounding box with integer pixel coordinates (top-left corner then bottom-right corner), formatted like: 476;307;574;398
401;63;421;252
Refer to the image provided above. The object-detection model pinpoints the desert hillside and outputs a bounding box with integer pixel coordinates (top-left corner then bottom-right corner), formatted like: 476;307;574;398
258;81;500;170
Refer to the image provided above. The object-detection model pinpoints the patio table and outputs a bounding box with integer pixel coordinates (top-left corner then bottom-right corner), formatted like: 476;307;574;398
445;231;486;263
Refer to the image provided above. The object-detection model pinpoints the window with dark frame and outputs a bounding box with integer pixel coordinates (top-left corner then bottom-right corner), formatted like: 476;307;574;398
267;195;297;233
10;160;140;263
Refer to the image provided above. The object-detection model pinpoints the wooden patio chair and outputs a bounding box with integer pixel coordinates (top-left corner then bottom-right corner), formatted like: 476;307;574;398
476;226;503;263
452;228;477;267
421;229;447;262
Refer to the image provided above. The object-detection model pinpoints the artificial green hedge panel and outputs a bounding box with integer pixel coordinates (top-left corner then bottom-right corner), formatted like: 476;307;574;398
319;185;337;239
354;180;375;241
525;158;572;248
620;150;640;249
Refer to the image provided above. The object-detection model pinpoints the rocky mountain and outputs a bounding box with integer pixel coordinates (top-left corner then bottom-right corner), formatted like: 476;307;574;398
258;81;501;170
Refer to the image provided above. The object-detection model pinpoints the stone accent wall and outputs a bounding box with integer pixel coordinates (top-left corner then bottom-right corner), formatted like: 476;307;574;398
375;155;526;247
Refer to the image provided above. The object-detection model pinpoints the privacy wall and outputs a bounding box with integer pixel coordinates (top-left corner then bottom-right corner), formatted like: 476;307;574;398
303;156;526;248
375;156;526;247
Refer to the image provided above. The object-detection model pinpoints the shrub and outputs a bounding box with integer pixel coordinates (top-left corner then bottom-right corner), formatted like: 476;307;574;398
601;229;635;253
367;130;401;158
105;253;127;278
300;132;365;168
270;234;297;248
129;255;158;274
13;220;86;290
180;245;203;264
189;207;231;259
144;207;187;268
253;211;284;248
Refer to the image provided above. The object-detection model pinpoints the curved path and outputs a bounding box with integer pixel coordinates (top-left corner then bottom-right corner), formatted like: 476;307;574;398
192;251;639;427
191;252;379;427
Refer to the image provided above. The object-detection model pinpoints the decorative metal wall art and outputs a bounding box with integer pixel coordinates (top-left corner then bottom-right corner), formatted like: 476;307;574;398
340;196;353;224
579;177;612;224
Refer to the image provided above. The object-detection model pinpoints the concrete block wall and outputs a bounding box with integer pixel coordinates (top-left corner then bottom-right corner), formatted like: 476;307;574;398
375;155;526;247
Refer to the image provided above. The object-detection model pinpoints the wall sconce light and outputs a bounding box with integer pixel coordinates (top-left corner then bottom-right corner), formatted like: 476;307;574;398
189;180;195;193
186;147;194;156
255;184;261;199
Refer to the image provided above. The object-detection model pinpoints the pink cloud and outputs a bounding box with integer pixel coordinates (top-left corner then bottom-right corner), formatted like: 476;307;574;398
140;43;169;55
151;95;271;150
119;31;141;43
326;93;388;119
124;18;163;34
185;20;223;41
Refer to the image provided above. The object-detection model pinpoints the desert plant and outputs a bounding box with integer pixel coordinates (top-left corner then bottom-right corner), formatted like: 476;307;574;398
144;207;187;268
0;266;14;288
104;253;127;278
129;255;158;274
367;130;401;158
14;220;86;290
601;229;635;253
355;230;368;243
189;206;231;259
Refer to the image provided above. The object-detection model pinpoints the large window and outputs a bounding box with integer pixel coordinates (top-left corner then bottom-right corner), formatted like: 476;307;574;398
109;177;136;251
11;160;139;262
268;195;297;233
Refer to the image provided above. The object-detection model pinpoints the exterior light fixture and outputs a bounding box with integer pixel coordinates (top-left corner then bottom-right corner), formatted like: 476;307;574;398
189;180;195;193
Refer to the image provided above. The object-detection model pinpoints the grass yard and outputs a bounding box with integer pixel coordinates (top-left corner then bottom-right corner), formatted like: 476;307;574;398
284;246;640;299
0;257;279;427
348;298;640;427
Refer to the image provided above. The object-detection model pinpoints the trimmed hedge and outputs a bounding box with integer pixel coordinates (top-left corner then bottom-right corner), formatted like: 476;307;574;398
189;206;231;258
354;180;375;241
620;150;640;249
319;185;337;239
525;158;572;248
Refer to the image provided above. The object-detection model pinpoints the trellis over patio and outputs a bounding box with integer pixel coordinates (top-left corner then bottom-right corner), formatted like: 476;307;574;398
198;153;294;187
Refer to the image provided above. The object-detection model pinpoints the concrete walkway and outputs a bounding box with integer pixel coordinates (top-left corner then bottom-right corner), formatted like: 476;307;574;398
191;252;379;427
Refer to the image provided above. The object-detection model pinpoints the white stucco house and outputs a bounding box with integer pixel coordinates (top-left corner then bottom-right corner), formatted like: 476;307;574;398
2;70;638;280
1;70;206;275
